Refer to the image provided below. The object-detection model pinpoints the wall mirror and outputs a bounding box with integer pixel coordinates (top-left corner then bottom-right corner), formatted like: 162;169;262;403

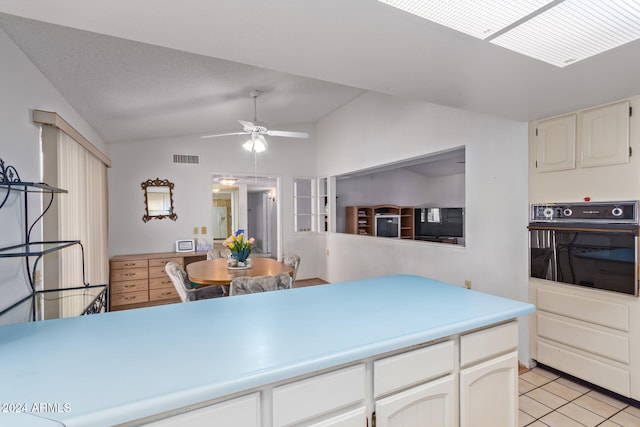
141;178;177;222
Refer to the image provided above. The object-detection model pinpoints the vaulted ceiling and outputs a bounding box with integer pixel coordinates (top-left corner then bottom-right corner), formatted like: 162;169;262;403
1;0;639;144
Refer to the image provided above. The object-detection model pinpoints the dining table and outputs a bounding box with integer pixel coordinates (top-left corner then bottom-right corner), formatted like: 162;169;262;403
186;258;294;291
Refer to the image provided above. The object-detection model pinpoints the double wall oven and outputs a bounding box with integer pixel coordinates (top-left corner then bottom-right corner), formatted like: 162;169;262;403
529;201;639;296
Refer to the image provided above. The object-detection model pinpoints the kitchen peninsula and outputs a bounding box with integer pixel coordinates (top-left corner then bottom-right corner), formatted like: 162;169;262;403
0;275;534;426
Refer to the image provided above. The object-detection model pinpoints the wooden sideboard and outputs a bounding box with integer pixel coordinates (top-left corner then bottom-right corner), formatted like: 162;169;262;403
109;252;207;311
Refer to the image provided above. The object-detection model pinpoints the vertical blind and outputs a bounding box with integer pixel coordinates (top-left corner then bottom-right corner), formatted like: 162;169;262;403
56;131;108;314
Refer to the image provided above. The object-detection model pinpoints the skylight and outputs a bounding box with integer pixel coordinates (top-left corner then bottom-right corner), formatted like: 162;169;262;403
378;0;640;67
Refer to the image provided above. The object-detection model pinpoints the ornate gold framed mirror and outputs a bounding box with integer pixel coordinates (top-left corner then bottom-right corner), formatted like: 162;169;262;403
141;178;177;222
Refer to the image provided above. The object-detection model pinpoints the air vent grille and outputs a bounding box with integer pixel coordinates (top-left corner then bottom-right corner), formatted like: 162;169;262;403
173;154;199;164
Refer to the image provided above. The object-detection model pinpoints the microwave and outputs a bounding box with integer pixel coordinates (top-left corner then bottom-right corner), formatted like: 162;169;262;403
375;214;401;238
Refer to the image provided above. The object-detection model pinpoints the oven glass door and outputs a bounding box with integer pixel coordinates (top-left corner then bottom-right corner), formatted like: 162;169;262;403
530;226;638;295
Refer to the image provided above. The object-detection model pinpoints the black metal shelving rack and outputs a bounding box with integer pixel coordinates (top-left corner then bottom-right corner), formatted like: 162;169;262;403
0;158;108;321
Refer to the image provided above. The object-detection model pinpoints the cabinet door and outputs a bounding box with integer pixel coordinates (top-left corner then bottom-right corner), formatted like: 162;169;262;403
145;393;260;427
459;351;518;427
580;101;630;168
375;375;456;427
535;114;576;172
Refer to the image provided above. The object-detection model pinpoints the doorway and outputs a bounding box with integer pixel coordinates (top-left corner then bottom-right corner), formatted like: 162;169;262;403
212;174;280;259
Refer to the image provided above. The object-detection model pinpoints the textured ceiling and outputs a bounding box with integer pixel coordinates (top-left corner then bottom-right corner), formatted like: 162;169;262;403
1;0;639;146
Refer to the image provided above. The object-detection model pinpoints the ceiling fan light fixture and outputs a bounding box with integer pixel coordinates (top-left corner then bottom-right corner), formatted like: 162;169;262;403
242;139;254;152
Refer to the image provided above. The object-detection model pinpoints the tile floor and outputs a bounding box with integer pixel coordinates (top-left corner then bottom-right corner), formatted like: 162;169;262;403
520;367;640;426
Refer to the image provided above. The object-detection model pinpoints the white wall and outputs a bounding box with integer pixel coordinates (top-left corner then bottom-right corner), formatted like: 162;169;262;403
0;28;106;313
316;91;531;362
107;128;320;279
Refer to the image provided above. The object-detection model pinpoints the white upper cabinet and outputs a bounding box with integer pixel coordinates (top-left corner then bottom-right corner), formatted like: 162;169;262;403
535;114;576;172
580;101;630;168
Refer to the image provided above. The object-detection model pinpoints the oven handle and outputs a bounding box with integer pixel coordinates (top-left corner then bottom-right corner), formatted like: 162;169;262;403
528;224;638;235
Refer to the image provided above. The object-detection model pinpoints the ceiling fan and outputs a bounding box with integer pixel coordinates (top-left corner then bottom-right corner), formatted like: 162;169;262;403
201;90;309;152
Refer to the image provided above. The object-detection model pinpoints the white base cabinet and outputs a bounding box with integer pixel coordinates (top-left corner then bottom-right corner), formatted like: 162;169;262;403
133;322;520;427
375;375;456;427
460;352;518;427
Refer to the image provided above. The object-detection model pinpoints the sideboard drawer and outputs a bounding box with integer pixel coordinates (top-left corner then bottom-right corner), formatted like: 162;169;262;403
111;259;148;270
110;279;148;294
149;265;174;278
111;290;149;306
111;267;149;282
149;257;182;268
150;287;179;301
149;276;174;289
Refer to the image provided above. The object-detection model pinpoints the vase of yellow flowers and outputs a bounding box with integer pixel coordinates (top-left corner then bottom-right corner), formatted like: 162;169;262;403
223;229;255;268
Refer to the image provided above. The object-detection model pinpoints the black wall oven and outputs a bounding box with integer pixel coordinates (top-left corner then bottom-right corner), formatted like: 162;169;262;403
529;201;639;296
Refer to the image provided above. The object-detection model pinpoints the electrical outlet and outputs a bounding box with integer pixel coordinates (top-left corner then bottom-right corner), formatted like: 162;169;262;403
464;280;472;290
193;227;199;234
201;226;207;234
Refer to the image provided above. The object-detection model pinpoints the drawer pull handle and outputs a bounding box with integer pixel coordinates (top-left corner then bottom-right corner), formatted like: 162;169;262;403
124;296;136;301
124;263;135;266
124;273;135;277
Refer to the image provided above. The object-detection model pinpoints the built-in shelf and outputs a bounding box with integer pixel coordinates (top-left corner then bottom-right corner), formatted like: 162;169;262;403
0;181;68;193
0;240;81;258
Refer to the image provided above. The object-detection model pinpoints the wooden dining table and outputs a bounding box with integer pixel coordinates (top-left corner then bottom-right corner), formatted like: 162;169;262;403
186;258;294;288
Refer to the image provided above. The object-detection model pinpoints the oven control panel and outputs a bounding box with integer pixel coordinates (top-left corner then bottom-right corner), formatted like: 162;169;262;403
530;201;638;223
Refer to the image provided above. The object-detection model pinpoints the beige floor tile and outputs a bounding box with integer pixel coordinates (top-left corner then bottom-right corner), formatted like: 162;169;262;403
519;410;536;427
556;402;605;427
573;394;619;418
586;390;628;410
554;377;591;394
521;371;555;387
625;405;640;418
610;410;640;427
540;411;584;426
529;422;550;427
598;421;623;427
532;367;560;380
542;381;584;401
520;395;554;419
520;378;538;394
526;388;568;410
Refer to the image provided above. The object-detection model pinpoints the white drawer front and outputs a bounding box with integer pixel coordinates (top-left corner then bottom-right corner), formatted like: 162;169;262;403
537;313;629;364
273;364;366;427
536;288;629;331
146;392;260;427
374;340;454;398
460;322;518;367
307;406;367;427
537;341;630;397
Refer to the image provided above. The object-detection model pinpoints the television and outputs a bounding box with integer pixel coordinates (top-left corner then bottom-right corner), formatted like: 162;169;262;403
375;214;401;238
414;208;464;238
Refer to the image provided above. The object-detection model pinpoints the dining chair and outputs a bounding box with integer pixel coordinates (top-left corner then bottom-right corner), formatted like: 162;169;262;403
206;249;224;260
165;261;223;302
229;273;292;296
283;252;301;285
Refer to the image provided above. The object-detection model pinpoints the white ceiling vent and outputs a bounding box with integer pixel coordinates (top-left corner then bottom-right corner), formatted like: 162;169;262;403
173;154;199;164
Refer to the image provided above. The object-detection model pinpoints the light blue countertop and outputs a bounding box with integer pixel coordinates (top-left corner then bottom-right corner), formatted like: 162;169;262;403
0;275;534;426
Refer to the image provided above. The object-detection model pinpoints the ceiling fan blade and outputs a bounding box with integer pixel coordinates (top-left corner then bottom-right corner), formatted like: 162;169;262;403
200;131;248;139
238;120;257;132
265;129;309;139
